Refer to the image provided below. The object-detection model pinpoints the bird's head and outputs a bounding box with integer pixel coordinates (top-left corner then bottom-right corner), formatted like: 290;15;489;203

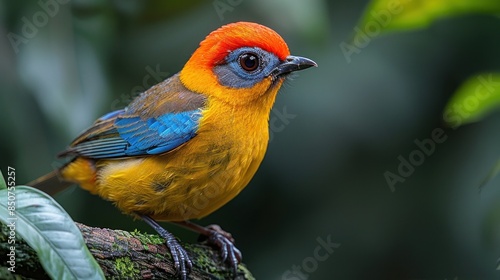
180;22;316;107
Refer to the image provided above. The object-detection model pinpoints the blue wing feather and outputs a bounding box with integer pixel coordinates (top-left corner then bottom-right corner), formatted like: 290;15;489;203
69;109;202;158
115;110;202;156
62;74;207;159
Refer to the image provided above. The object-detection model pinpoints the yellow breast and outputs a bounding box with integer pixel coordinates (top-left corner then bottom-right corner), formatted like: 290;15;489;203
89;84;279;221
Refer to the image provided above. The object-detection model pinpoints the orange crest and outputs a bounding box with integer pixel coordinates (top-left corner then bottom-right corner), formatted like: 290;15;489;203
191;22;290;68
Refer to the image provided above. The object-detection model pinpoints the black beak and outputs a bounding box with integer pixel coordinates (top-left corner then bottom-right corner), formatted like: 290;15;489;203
271;55;317;77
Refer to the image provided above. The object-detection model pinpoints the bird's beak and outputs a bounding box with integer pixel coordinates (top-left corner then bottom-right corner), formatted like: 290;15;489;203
271;55;317;77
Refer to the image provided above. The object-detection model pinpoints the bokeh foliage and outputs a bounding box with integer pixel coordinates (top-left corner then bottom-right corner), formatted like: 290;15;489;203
1;0;500;279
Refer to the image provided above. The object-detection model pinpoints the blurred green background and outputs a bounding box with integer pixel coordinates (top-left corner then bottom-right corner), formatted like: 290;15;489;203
1;0;500;279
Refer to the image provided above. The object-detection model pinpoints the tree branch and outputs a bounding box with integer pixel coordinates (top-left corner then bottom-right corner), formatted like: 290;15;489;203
0;223;254;279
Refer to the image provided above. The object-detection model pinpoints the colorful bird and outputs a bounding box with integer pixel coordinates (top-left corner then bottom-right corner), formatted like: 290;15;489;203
29;21;316;279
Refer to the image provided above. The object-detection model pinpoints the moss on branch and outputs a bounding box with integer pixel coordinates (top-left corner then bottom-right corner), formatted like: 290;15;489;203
0;223;254;279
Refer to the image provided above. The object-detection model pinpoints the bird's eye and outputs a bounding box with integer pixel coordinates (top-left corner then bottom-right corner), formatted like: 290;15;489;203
239;53;259;72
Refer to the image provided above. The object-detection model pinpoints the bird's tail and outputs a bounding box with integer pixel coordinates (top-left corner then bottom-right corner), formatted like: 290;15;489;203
27;166;73;196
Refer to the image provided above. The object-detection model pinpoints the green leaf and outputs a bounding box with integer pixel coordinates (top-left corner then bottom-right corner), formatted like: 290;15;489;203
443;73;500;127
355;0;500;40
0;170;5;190
0;186;105;280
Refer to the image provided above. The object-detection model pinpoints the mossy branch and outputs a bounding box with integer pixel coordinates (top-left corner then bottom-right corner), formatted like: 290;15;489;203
0;223;254;280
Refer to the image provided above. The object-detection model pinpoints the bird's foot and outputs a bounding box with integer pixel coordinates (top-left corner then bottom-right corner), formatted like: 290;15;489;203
201;224;242;274
140;215;192;279
165;234;193;280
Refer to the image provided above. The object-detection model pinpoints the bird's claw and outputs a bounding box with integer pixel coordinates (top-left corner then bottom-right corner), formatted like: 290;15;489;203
165;235;192;279
206;224;235;243
140;215;193;279
204;226;242;274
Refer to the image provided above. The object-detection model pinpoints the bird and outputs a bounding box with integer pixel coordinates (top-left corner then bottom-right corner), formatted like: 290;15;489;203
29;21;317;279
